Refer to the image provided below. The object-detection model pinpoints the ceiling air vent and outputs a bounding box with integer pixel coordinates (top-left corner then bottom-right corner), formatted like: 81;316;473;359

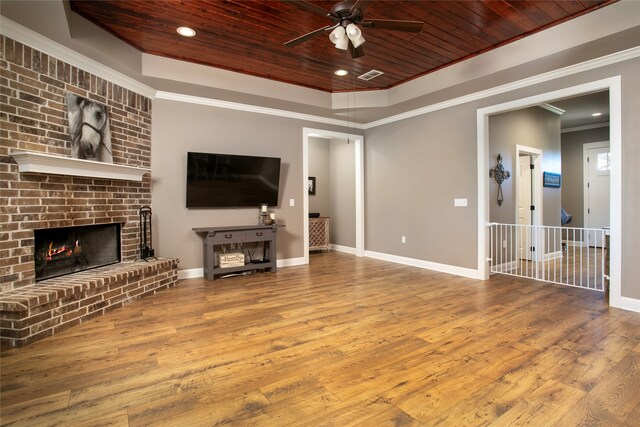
357;69;384;81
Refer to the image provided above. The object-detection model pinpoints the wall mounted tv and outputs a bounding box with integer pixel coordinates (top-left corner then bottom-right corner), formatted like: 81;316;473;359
186;152;281;208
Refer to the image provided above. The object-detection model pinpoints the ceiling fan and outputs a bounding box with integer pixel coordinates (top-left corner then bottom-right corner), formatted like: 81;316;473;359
284;0;424;59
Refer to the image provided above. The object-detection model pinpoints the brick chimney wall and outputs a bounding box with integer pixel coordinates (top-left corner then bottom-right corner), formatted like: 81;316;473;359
0;36;153;293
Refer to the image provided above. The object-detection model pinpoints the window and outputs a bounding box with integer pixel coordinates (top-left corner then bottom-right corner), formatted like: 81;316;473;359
596;152;610;172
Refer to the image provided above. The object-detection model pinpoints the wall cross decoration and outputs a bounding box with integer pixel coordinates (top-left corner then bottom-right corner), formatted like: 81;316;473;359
489;154;511;206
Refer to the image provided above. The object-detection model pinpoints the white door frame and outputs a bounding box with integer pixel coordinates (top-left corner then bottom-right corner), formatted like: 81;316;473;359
477;76;622;308
303;128;365;264
583;141;610;241
515;145;543;261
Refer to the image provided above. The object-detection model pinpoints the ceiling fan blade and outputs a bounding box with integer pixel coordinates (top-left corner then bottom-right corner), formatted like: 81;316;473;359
350;0;373;16
349;41;364;59
362;19;424;33
284;24;336;47
286;0;332;19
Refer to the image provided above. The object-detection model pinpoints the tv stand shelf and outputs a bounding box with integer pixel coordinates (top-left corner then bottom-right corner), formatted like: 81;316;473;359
192;224;281;281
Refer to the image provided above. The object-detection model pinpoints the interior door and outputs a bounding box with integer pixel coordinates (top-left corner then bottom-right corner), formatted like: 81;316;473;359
518;155;533;260
586;145;610;247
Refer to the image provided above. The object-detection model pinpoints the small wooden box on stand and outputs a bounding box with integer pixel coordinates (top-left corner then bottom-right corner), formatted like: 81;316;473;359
218;252;245;268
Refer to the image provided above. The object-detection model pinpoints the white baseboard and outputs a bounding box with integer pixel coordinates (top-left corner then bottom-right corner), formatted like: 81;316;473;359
620;296;640;313
277;257;306;268
490;260;517;275
330;244;357;255
544;250;564;261
177;268;203;280
364;250;482;280
563;240;585;248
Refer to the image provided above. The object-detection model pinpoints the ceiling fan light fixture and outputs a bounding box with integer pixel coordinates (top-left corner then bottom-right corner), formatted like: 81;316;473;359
345;23;361;38
329;26;346;45
345;23;365;48
334;35;349;50
350;34;365;48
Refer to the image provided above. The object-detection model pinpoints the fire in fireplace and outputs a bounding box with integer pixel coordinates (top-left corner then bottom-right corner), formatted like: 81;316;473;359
34;223;121;281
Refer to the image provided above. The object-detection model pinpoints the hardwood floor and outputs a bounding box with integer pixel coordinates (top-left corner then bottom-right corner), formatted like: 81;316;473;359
1;252;639;426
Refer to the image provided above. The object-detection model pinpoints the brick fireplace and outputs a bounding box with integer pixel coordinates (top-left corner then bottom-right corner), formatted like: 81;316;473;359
0;36;179;348
1;35;151;292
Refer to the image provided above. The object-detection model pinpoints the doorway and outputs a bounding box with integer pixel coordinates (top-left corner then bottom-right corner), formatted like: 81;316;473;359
584;141;610;247
515;146;543;261
477;76;622;307
303;128;364;264
518;155;533;260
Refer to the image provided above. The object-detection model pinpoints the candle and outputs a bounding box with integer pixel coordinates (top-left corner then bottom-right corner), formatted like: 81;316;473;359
261;204;268;213
270;213;275;220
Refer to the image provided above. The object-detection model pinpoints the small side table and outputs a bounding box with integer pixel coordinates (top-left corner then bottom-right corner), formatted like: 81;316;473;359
309;217;330;252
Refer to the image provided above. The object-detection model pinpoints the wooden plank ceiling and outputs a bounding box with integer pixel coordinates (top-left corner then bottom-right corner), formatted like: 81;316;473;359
70;0;615;93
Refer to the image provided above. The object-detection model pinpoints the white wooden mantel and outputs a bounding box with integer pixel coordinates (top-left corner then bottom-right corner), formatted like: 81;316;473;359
11;151;149;181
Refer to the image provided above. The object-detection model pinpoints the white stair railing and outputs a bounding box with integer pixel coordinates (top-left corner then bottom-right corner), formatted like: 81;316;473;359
489;223;607;292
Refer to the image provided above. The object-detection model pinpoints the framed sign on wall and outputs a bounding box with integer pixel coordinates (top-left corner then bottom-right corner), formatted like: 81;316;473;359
543;172;561;188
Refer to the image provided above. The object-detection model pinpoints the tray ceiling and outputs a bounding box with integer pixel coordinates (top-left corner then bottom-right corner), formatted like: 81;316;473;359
69;0;615;93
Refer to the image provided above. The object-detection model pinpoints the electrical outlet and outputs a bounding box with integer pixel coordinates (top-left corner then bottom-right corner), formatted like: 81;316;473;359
402;236;406;243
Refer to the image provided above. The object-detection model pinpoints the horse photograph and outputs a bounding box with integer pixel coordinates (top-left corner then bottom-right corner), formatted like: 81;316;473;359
66;93;113;163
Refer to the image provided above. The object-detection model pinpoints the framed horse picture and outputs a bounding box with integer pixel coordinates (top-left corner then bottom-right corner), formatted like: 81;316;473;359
308;177;316;195
66;93;113;163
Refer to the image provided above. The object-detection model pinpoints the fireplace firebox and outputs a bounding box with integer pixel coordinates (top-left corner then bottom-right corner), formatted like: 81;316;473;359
34;223;121;281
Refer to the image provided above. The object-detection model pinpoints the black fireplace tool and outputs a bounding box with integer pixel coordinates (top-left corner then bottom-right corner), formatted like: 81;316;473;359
139;206;156;261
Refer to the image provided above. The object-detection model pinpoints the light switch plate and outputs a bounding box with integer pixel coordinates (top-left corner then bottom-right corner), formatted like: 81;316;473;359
289;198;295;207
454;198;468;207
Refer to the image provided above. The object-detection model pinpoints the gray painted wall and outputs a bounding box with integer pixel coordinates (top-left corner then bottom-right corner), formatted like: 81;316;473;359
365;105;478;269
308;137;331;217
330;138;356;248
561;127;610;229
488;107;562;226
151;100;356;269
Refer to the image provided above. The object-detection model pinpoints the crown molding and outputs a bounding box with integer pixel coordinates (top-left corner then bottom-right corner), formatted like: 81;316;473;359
363;46;640;129
155;91;364;129
561;122;610;133
539;103;566;115
0;17;156;99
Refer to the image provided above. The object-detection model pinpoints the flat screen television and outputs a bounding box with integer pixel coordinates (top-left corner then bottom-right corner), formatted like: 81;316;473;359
186;152;281;208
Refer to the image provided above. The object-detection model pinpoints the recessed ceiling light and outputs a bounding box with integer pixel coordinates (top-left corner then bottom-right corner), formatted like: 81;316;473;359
177;27;196;37
334;69;348;76
591;112;602;117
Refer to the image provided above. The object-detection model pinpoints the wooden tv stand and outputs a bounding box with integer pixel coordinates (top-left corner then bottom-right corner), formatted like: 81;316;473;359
192;224;281;281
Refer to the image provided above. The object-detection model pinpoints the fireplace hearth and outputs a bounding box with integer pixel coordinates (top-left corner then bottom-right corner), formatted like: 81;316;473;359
34;223;121;281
